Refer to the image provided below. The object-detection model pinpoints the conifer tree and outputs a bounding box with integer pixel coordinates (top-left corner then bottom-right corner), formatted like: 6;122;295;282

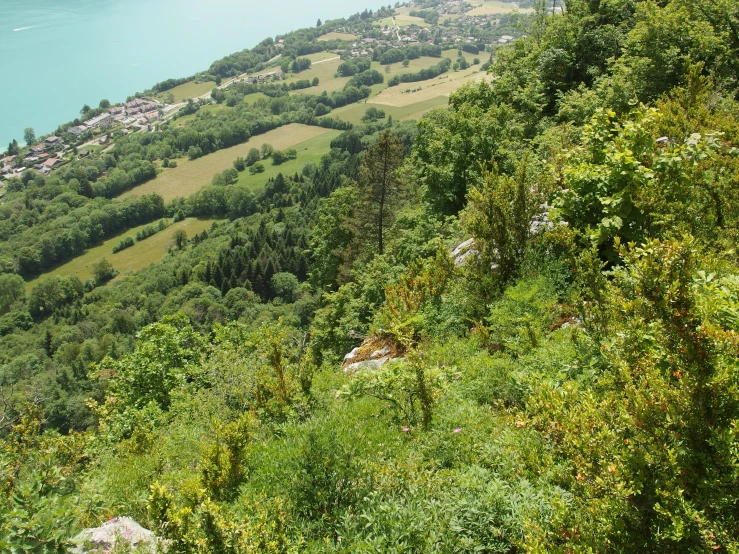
357;130;405;255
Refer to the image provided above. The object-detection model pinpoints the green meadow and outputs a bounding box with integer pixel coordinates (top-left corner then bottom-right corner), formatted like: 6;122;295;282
25;218;216;290
120;124;334;202
233;130;342;188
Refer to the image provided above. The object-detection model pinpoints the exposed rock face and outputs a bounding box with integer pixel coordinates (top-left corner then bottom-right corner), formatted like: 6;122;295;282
70;517;158;553
343;346;362;365
451;210;555;268
451;238;478;267
344;356;392;374
342;336;404;374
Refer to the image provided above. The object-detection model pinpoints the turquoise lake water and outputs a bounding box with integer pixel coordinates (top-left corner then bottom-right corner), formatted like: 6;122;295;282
0;0;381;148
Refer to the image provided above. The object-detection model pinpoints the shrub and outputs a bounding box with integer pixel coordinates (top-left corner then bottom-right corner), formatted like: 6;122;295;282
112;235;135;253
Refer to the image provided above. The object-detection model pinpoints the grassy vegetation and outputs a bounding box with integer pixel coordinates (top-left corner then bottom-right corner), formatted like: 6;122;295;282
317;32;358;41
467;0;534;15
79;144;105;153
158;80;216;103
305;51;340;62
233;130;342;188
285;58;350;94
242;92;270;104
25;218;216;290
172;103;232;128
376;14;425;27
332;96;450;124
369;67;488;107
120;124;335;202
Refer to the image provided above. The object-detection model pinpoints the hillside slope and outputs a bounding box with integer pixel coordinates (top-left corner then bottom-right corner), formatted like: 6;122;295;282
2;0;739;551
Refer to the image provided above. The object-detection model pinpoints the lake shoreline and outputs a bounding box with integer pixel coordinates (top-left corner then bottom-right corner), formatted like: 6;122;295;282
0;0;385;147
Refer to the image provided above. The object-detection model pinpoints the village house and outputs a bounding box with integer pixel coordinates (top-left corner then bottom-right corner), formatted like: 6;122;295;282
44;136;61;148
30;144;45;155
257;68;284;81
142;111;160;123
68;125;87;136
42;158;59;169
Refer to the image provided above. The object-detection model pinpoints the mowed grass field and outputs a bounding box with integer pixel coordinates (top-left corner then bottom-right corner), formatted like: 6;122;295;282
370;48;479;78
369;68;489;107
332;96;450;125
172;103;232;128
467;0;533;15
376;15;425;27
25;218;215;290
158;80;216;103
318;32;358;41
305;52;340;62
120;124;334;202
286;58;350;94
234;130;341;188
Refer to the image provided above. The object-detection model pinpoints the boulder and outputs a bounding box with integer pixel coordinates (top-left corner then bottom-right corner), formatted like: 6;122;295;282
343;346;361;364
370;345;391;359
70;517;158;553
451;238;478;267
344;356;390;374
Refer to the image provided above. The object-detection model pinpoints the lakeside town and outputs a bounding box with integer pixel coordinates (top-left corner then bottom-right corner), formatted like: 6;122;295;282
0;0;534;193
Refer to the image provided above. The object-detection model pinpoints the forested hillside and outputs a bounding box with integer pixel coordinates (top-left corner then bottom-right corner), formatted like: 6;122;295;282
2;0;739;551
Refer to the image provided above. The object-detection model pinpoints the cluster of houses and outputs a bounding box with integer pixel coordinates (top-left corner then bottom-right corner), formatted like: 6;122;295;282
0;135;67;179
121;98;162;119
434;0;473;16
67;98;163;137
67;112;115;136
245;68;284;84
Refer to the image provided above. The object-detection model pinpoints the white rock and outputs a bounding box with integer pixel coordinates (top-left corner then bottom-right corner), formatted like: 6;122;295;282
71;517;157;553
344;356;390;374
451;238;479;267
343;347;361;363
370;346;391;359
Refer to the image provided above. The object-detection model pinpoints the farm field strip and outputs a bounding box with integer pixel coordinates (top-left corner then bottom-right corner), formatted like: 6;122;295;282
119;124;333;202
26;218;216;290
368;68;489;107
467;0;533;15
317;32;358;41
158;81;216;103
233;131;342;188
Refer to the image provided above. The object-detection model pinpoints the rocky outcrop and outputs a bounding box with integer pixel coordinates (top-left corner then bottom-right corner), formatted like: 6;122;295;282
70;517;158;553
450;238;478;267
342;337;404;374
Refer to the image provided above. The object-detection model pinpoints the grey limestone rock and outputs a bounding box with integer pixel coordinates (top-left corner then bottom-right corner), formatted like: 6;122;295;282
70;517;158;553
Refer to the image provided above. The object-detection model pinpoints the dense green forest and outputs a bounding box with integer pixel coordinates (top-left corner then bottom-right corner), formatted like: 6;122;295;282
3;0;739;551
